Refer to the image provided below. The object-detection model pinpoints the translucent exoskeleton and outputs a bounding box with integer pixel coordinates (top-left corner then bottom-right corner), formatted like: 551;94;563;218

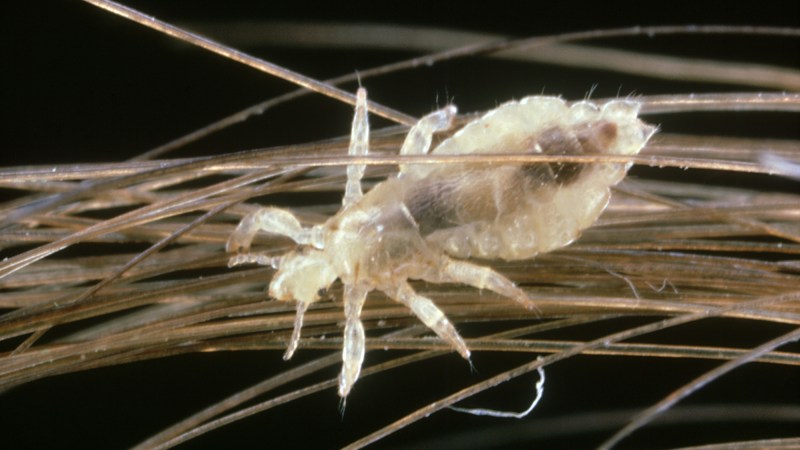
227;88;656;398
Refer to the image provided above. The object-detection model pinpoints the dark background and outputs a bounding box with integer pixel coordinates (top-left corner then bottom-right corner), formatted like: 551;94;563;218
5;1;799;166
2;1;799;449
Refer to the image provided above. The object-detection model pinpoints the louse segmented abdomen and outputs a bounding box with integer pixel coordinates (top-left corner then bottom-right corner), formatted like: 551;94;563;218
402;97;656;261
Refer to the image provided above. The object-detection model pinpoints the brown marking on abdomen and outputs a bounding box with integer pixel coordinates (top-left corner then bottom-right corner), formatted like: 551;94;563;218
522;120;618;187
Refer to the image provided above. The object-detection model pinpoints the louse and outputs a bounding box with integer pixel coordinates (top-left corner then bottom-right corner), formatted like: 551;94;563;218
227;87;656;397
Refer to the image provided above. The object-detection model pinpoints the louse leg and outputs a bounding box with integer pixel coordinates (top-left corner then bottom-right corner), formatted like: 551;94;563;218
383;281;470;359
343;87;369;208
435;257;539;311
283;300;310;360
226;207;324;258
339;283;368;398
227;251;280;268
398;104;458;174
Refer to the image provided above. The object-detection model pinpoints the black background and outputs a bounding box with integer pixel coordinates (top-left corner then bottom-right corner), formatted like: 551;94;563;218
2;1;799;449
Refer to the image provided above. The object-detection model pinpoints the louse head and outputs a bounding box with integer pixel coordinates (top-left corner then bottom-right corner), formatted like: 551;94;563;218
269;248;337;304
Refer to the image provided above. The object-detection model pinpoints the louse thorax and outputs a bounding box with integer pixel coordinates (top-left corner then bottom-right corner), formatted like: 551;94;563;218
324;181;439;286
401;97;656;261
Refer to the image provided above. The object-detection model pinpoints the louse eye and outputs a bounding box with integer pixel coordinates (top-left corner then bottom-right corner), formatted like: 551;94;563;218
317;288;327;298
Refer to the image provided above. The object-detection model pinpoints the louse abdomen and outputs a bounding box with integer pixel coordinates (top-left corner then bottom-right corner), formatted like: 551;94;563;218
401;97;654;261
521;120;619;186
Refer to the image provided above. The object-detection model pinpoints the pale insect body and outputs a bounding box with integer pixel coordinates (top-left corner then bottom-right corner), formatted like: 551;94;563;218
227;88;656;398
